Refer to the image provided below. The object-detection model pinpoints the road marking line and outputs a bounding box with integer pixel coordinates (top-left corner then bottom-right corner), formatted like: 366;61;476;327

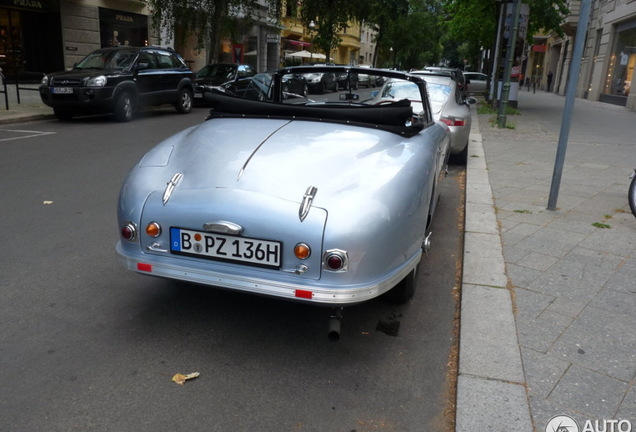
0;130;56;142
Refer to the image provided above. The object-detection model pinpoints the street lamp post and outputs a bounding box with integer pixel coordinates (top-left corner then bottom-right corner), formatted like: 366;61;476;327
309;20;316;62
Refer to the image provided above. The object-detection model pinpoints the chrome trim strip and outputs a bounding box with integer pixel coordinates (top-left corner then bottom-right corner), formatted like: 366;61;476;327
162;172;183;206
298;186;318;222
237;121;291;181
202;221;243;235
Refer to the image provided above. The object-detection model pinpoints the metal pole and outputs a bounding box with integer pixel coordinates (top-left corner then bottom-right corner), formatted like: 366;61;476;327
490;2;506;105
547;0;592;210
498;0;521;128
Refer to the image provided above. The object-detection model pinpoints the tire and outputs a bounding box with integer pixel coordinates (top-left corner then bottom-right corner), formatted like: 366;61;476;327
354;81;359;90
454;140;469;165
302;84;308;97
629;171;636;218
175;88;193;114
385;264;419;304
319;81;326;94
53;108;73;121
114;92;134;122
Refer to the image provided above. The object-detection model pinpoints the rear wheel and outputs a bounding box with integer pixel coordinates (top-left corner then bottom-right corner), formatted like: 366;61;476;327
53;108;73;121
385;264;419;304
454;140;469;165
629;172;636;218
302;84;308;97
114;92;134;122
175;88;193;114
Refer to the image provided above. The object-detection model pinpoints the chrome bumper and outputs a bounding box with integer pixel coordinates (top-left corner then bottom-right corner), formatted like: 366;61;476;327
116;241;420;306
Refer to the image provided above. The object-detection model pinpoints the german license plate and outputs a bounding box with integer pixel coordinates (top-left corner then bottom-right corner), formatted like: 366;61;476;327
170;227;281;268
194;93;203;98
52;87;73;94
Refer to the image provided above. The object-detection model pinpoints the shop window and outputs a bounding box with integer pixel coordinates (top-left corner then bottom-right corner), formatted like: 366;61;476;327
604;25;636;97
0;8;24;76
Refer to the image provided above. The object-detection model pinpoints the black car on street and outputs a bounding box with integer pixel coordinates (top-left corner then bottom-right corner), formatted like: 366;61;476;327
39;46;196;122
194;63;257;106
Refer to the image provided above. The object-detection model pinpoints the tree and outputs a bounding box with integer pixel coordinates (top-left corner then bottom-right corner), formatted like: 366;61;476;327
442;0;569;69
353;0;410;67
377;0;445;70
141;0;285;63
298;0;362;62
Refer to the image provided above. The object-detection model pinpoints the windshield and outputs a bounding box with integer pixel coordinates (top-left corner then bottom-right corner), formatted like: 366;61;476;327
380;80;421;101
197;65;238;80
426;83;451;103
75;50;137;70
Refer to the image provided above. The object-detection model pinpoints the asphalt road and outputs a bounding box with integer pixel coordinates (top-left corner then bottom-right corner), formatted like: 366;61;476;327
0;104;464;432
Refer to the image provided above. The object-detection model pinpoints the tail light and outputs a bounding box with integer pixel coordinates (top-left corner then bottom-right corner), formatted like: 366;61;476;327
121;222;137;241
441;116;465;127
324;249;348;272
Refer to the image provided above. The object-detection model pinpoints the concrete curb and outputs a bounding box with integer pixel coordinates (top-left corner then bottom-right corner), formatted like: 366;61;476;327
455;107;533;432
0;113;55;124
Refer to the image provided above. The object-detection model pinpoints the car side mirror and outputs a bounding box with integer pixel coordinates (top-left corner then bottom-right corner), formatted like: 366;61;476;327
137;62;150;71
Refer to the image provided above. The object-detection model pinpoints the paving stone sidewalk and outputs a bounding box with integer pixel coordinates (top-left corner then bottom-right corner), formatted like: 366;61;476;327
477;90;636;431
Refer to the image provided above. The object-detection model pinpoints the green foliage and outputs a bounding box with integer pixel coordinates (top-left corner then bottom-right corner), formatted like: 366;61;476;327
299;0;362;59
141;0;285;62
375;0;444;70
592;222;612;229
441;0;570;68
478;105;519;115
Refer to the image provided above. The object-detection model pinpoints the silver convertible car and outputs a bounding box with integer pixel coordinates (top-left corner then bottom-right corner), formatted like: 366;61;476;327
116;66;451;340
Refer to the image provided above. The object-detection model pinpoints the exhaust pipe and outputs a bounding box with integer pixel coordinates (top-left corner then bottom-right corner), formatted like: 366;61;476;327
423;232;432;257
327;309;343;342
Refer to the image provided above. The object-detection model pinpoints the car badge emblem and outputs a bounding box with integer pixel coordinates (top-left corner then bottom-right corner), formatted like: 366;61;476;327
299;186;318;222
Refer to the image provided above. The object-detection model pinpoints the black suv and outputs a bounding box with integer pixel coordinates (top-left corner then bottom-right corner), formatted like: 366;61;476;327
39;46;196;122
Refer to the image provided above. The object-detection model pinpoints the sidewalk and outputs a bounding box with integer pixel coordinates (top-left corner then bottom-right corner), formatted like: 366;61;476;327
0;84;55;124
458;90;636;432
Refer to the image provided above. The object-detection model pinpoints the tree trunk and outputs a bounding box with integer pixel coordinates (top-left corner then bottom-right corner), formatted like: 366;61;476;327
208;3;226;64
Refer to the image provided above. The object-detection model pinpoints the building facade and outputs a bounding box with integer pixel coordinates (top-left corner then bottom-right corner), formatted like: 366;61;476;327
280;5;360;66
6;0;281;81
581;0;636;109
525;0;636;110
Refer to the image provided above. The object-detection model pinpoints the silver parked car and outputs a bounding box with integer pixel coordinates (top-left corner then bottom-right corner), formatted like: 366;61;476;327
116;66;451;340
463;72;488;96
410;71;476;163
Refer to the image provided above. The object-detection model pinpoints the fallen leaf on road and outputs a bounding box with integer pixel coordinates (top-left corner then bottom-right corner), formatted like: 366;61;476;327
172;372;200;385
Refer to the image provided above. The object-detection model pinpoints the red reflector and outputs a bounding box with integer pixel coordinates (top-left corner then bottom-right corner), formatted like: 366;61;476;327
137;263;152;272
441;118;464;127
295;289;313;299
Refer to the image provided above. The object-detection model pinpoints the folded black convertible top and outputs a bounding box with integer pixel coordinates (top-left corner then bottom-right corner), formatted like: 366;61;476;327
206;92;424;137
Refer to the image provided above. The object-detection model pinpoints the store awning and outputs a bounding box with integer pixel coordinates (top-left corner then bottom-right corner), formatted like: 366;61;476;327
285;39;311;47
